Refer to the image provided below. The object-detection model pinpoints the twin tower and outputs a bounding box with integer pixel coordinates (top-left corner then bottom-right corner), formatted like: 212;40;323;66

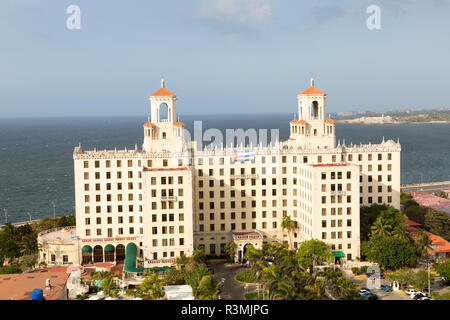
143;77;336;152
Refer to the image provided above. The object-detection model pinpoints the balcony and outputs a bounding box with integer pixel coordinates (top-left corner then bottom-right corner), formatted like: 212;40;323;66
161;196;178;201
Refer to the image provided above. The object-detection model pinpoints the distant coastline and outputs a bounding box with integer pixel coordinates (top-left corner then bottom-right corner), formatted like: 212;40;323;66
337;120;450;125
334;108;450;124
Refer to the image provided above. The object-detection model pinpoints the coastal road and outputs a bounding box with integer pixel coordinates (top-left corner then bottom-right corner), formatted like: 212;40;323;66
401;182;450;194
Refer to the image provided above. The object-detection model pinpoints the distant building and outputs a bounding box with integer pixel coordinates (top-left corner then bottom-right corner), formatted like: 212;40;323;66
341;114;394;124
406;219;450;261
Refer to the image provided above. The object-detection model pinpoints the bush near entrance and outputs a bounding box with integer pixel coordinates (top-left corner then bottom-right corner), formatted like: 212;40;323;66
236;269;257;284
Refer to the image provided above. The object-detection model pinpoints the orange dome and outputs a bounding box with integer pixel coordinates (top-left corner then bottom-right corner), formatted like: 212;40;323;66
143;121;155;127
150;87;176;97
298;86;326;95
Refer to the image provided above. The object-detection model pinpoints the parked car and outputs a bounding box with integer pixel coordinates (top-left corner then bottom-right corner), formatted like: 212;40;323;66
359;289;373;298
439;278;450;288
418;296;431;300
405;289;421;297
412;293;427;300
422;286;432;293
367;293;379;300
207;265;214;274
380;284;392;292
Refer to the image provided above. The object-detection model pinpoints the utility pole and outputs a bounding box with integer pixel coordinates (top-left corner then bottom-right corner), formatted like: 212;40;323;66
52;201;56;219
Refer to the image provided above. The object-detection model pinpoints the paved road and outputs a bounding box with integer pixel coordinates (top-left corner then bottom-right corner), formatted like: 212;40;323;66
342;270;411;300
211;261;257;300
344;270;448;300
402;182;450;194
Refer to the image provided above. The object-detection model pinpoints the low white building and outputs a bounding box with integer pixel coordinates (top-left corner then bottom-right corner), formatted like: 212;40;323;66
163;285;194;300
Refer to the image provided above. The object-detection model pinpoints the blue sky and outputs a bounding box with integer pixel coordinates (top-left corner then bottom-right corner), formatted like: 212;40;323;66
0;0;449;117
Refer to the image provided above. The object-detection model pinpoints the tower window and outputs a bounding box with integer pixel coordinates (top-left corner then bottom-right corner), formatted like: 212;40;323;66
159;103;169;121
311;101;319;119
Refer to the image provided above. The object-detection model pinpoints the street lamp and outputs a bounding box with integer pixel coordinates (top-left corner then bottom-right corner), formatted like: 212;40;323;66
52;201;56;219
3;208;7;224
27;212;32;222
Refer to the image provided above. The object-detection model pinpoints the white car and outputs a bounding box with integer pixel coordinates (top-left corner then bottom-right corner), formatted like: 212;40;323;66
418;296;431;300
405;289;421;297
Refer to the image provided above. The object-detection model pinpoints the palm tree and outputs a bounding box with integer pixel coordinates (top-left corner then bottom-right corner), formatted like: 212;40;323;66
100;277;115;296
370;219;392;237
224;242;237;263
414;229;433;258
91;270;113;281
281;216;296;250
392;225;411;241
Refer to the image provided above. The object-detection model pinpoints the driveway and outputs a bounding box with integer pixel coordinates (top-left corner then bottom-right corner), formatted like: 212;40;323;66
210;260;258;300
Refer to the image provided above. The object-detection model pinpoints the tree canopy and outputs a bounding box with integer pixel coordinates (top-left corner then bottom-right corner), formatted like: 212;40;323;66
363;235;417;270
296;239;332;273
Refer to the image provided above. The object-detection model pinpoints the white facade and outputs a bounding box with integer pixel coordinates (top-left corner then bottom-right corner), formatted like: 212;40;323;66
70;79;401;267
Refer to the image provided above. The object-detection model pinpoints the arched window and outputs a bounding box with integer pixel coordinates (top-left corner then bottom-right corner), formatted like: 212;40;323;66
159;103;169;121
93;245;104;263
311;101;319;119
116;244;125;262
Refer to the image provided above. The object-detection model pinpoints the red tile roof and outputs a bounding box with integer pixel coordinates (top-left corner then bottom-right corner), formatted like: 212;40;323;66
426;232;450;253
150;87;176;97
143;121;155;127
325;118;336;124
298;86;326;95
174;121;184;127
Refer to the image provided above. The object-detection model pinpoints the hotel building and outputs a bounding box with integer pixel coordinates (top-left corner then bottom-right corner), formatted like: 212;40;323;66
40;78;401;269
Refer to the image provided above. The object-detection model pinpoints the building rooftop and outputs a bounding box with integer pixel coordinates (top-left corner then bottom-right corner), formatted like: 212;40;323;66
0;272;70;300
298;85;326;96
150;87;176;97
163;285;194;300
38;226;77;244
409;191;450;212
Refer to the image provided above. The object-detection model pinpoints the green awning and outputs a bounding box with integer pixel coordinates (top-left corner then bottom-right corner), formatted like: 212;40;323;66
154;266;171;272
104;244;114;252
332;251;344;258
124;243;144;273
82;245;92;253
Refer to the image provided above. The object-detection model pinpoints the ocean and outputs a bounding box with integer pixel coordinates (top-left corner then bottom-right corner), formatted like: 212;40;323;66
0;114;449;223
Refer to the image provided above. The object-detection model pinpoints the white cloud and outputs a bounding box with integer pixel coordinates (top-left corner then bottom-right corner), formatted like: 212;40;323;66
196;0;273;30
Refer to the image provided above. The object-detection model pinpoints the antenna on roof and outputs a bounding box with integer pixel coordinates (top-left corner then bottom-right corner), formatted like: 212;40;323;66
161;73;165;88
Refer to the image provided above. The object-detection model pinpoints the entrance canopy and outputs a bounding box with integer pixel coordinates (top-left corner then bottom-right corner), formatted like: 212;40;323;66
124;243;144;273
332;251;344;258
104;244;114;252
82;245;92;253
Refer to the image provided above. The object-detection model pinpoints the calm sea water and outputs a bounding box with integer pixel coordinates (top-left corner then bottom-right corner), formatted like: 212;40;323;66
0;114;449;223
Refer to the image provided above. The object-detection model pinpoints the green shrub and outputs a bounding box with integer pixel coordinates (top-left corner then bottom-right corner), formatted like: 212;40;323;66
236;270;257;283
